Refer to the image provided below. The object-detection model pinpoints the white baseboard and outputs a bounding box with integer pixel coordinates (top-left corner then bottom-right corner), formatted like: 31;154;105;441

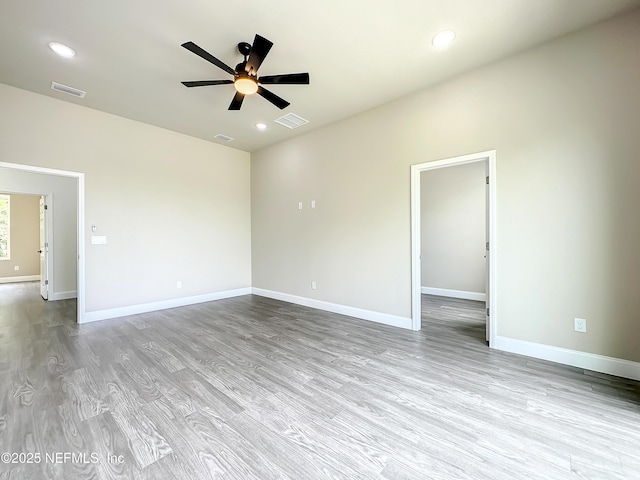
494;336;640;382
81;287;252;324
49;290;77;301
0;275;40;284
421;286;486;302
251;288;413;330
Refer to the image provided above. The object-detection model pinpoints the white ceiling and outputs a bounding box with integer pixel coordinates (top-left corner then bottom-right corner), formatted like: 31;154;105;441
1;0;638;152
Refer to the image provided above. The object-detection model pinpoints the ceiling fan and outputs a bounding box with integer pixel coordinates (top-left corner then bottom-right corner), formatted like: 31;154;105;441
181;34;310;111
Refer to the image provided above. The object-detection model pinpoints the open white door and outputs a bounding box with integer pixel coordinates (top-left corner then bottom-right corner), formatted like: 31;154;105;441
39;196;48;300
485;164;490;342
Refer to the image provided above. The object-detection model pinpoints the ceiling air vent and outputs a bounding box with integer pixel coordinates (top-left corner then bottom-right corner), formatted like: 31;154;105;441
51;82;86;98
214;133;234;143
275;113;309;129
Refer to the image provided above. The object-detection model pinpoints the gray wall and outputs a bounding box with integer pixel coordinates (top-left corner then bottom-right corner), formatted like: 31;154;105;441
251;11;640;362
0;171;77;296
421;162;486;295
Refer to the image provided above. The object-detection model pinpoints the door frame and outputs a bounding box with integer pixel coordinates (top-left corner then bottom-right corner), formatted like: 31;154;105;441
410;150;497;347
0;161;85;323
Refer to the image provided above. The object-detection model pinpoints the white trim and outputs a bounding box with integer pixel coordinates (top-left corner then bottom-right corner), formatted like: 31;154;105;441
411;150;497;346
82;287;251;324
252;288;413;329
0;161;84;323
421;287;486;302
49;290;77;301
0;275;40;284
495;336;640;382
77;172;85;323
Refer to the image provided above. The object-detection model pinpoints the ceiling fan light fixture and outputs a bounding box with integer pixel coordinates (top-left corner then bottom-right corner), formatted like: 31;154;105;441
48;42;76;58
234;77;258;95
432;30;456;50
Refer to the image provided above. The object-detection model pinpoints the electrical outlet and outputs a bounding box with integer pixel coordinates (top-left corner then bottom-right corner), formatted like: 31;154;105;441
14;266;19;271
176;281;182;289
574;318;587;333
311;281;317;290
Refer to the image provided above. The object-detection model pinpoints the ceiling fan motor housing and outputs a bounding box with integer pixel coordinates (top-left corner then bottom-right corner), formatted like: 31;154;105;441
235;63;247;76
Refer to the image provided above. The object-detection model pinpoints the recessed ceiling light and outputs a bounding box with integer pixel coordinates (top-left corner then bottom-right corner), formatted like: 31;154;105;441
48;42;76;58
432;31;456;50
256;123;268;131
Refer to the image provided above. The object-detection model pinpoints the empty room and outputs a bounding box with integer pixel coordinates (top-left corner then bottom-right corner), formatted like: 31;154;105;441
1;1;639;479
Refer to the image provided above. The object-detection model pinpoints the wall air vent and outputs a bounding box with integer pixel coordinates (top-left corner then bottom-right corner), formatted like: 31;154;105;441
214;134;234;143
274;113;309;129
51;82;86;98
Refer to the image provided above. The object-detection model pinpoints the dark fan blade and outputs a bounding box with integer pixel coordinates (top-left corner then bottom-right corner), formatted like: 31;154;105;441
258;73;310;85
182;80;233;87
245;34;273;75
257;86;290;110
228;91;245;110
181;41;236;76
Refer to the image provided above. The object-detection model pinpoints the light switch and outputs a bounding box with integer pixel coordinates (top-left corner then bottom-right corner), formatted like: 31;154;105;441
91;235;107;245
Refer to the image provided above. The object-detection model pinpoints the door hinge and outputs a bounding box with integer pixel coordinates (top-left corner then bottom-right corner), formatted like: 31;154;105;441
44;204;48;210
486;176;489;184
486;242;489;250
45;280;49;285
486;308;490;316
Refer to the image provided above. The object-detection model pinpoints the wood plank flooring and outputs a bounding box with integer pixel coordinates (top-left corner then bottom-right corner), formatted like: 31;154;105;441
0;282;639;479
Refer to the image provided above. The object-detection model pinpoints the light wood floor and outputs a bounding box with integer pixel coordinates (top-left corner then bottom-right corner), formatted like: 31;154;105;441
0;282;638;479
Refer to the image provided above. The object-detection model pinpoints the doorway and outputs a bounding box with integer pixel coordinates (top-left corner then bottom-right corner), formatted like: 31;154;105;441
0;161;85;323
410;150;497;347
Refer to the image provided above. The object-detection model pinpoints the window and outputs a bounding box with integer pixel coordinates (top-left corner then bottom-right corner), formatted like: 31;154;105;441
0;194;9;260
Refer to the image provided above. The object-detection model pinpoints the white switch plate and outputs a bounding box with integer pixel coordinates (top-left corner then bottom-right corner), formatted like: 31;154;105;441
311;281;317;290
176;281;182;288
91;235;107;245
14;265;19;271
298;202;303;210
311;200;316;208
574;318;587;333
